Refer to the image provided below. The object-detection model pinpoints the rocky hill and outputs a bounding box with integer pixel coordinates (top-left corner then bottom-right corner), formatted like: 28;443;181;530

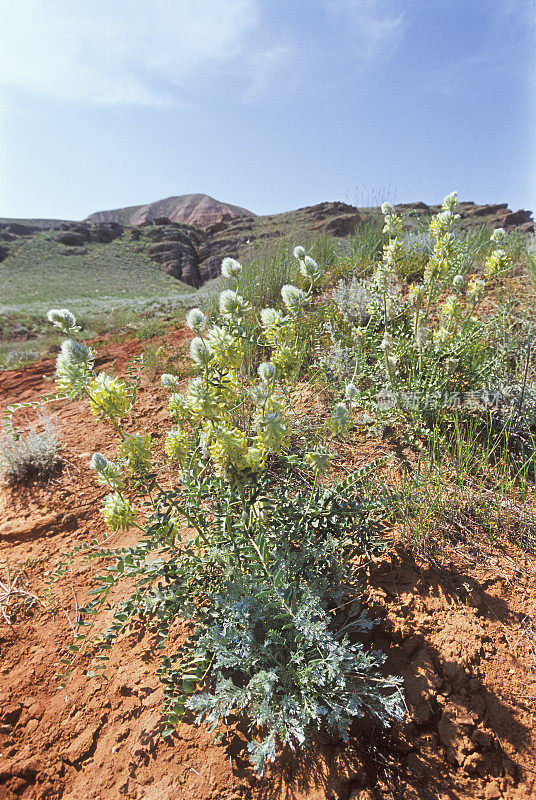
1;197;533;289
85;194;254;228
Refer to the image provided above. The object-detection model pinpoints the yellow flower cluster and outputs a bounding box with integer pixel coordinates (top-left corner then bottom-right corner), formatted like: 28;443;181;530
305;448;333;474
271;342;300;376
207;325;244;369
207;426;250;474
186;375;237;421
164;427;189;462
484;248;510;278
441;294;463;325
255;407;292;454
117;433;153;474
102;492;137;531
88;373;132;419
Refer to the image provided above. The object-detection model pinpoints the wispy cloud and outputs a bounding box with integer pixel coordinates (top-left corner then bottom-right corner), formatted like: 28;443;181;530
0;1;408;108
0;0;264;106
322;0;405;64
241;44;292;102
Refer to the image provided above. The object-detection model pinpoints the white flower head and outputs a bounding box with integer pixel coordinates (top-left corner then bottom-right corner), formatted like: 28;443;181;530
281;284;306;312
299;255;321;284
333;402;350;419
59;338;90;365
89;452;123;489
415;325;429;350
452;274;465;292
260;307;280;327
387;355;398;371
89;452;108;473
47;308;78;333
55;339;94;390
293;245;306;260
381;202;394;215
258;362;276;383
379;332;393;353
442;191;458;211
189;337;213;366
219;289;249;318
345;383;359;406
185;308;206;334
221;257;242;279
249;383;272;406
490;227;507;245
161;373;181;391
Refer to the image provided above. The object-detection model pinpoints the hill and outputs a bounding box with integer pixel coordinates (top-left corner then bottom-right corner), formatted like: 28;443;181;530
85;193;254;228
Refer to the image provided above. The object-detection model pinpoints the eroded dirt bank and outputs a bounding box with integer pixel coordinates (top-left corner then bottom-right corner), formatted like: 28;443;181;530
1;332;535;800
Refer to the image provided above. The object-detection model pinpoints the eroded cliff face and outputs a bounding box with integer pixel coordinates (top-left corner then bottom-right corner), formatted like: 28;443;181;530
1;198;533;287
84;194;254;228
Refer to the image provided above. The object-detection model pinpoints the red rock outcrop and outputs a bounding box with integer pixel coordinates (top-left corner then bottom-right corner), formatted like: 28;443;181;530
85;194;254;229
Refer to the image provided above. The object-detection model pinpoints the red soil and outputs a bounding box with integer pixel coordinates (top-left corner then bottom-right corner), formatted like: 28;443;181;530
1;330;535;800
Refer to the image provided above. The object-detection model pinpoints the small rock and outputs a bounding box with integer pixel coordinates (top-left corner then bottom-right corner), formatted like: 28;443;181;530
141;687;164;709
1;702;22;725
14;759;38;781
438;704;475;765
26;718;39;734
484;781;501;799
11;776;28;793
471;729;495;750
62;721;100;763
28;702;45;720
401;634;421;657
406;752;427;781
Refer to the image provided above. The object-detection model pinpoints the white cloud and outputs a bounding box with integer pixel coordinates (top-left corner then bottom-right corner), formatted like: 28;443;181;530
0;1;406;107
322;0;404;63
241;44;292;102
0;0;263;106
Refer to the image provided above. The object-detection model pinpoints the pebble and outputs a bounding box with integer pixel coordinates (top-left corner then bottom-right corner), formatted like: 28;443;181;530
26;718;39;734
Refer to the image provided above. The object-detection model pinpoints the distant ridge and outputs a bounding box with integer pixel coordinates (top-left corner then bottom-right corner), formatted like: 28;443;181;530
85;193;255;229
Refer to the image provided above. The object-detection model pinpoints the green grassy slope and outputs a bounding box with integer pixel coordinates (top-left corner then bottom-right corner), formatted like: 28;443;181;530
1;232;193;315
0;218;74;228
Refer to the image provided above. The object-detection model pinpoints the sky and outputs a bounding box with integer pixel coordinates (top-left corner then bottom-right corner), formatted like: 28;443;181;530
0;0;534;220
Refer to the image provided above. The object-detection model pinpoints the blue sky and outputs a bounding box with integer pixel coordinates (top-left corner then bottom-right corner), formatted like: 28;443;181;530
0;0;534;220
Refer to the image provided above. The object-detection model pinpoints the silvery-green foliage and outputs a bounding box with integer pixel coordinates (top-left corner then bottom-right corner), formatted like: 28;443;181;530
332;277;372;326
0;413;60;483
404;230;433;259
187;580;399;776
496;382;536;428
318;340;356;381
180;477;402;775
83;466;402;776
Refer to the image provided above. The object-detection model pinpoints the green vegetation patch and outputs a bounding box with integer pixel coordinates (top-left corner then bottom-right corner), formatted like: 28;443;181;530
1;232;193;315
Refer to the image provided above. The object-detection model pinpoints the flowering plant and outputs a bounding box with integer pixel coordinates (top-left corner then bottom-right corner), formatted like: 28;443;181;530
320;193;514;432
46;250;402;774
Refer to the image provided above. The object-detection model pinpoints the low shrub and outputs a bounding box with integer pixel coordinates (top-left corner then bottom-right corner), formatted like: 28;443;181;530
0;412;60;483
